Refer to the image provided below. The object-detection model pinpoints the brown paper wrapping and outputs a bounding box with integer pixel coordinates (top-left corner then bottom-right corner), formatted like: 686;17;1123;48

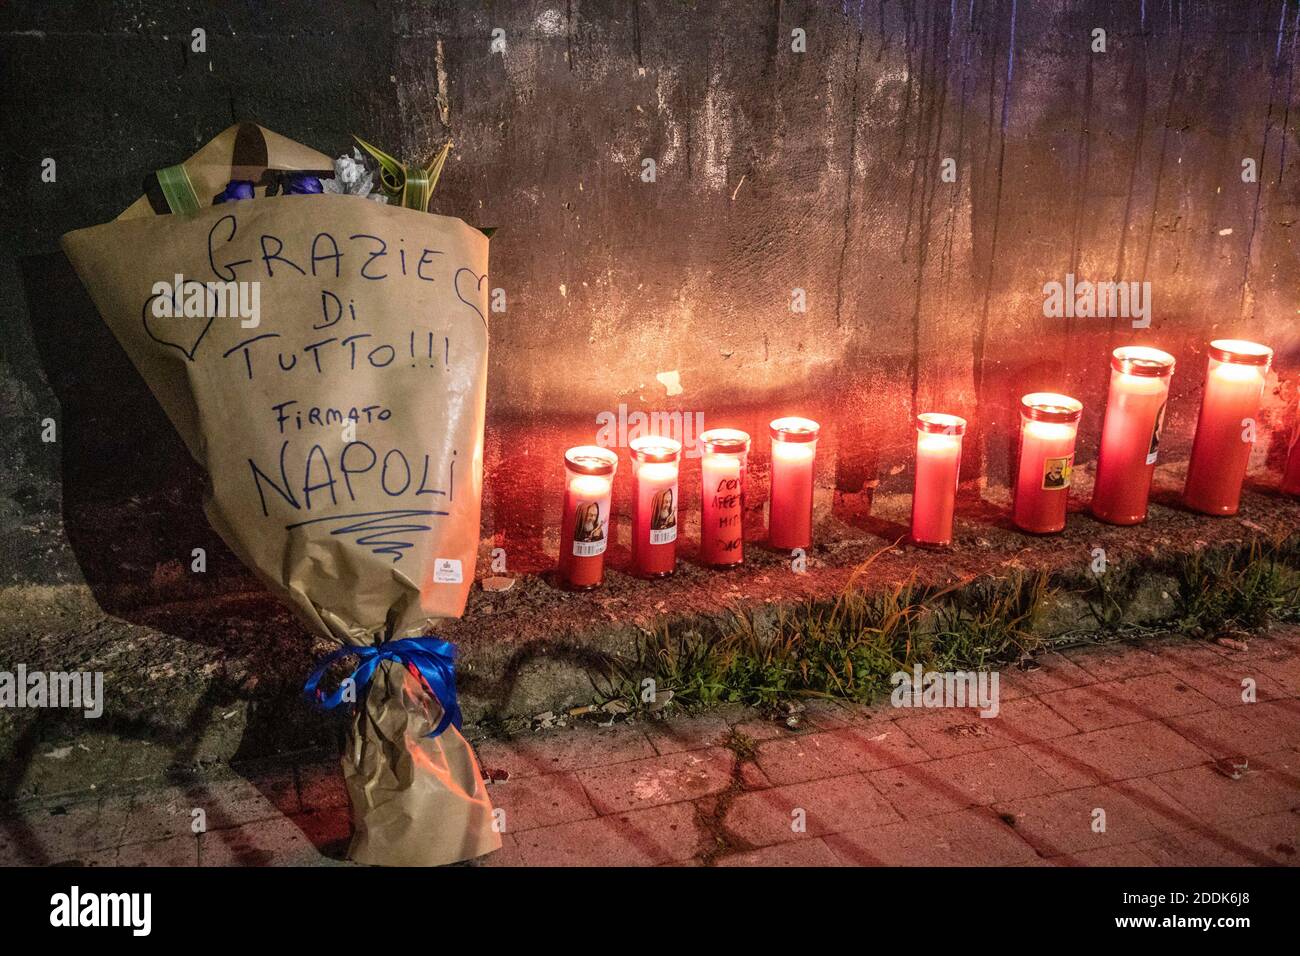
346;664;499;866
61;124;500;865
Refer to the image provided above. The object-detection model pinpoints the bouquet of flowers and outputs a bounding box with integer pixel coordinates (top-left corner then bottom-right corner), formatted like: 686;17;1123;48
61;123;499;866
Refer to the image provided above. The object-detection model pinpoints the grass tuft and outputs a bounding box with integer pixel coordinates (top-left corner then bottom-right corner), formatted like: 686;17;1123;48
1176;537;1300;634
610;563;1049;712
602;535;1300;717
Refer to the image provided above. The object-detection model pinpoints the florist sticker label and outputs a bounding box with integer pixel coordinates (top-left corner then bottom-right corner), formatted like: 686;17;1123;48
433;559;463;584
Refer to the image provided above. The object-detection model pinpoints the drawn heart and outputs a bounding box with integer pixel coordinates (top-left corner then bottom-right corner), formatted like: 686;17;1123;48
453;267;487;327
141;283;217;361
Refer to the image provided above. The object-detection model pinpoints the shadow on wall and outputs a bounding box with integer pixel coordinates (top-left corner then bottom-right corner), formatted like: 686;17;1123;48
7;253;332;811
19;251;255;614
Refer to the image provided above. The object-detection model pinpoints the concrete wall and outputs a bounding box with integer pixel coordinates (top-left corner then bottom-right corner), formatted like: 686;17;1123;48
2;0;1299;598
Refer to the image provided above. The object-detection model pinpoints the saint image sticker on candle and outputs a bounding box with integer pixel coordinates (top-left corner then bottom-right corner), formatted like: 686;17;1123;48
1091;346;1176;526
911;413;966;548
768;417;820;552
699;428;750;567
1183;339;1273;516
558;445;618;589
1013;392;1083;535
629;435;682;578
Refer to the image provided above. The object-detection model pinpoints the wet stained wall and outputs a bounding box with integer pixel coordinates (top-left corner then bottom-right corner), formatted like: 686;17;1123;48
1;0;1298;592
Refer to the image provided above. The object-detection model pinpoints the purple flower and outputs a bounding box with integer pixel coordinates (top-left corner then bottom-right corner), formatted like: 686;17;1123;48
214;180;256;204
282;173;323;195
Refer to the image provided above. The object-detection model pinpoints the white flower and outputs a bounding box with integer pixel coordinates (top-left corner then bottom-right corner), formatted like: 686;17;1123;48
336;156;364;187
327;148;385;200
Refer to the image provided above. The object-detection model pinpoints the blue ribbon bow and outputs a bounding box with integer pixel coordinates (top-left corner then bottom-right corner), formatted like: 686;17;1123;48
303;636;461;738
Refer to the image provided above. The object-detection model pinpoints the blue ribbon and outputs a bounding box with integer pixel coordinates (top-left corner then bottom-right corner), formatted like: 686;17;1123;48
303;636;461;738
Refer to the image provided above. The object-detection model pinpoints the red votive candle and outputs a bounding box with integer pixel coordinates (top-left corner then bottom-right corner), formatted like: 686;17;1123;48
1283;429;1300;496
629;435;681;578
1091;346;1176;525
1013;392;1083;535
1184;339;1273;516
768;417;820;551
911;413;966;548
558;445;618;589
699;428;750;567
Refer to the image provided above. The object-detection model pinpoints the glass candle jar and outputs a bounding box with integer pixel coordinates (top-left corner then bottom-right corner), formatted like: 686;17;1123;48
629;435;682;578
1183;339;1273;516
1283;428;1300;496
1013;392;1083;534
699;428;750;567
911;413;966;548
558;445;618;589
767;417;820;551
1091;346;1176;525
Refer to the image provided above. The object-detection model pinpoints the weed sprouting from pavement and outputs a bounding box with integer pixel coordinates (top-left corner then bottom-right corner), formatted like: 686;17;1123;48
723;728;757;762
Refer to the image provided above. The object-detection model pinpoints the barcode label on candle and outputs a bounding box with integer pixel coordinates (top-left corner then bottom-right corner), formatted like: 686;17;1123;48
433;558;463;584
650;526;677;545
573;538;606;557
1042;455;1073;490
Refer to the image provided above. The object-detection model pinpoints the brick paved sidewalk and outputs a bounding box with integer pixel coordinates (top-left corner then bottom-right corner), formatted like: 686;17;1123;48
3;628;1297;867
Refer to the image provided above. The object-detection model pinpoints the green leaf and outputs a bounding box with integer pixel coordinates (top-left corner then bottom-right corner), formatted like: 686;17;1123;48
352;136;455;213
